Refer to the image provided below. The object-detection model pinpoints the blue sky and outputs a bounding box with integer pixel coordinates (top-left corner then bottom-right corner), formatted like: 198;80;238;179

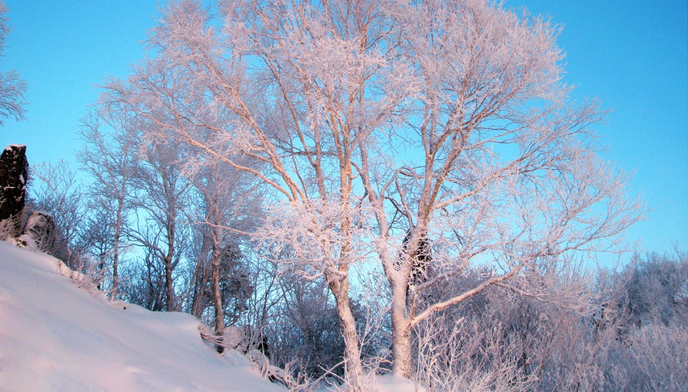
1;0;686;260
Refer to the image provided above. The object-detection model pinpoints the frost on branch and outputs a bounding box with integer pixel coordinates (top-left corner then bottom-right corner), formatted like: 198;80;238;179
0;4;27;125
102;0;643;384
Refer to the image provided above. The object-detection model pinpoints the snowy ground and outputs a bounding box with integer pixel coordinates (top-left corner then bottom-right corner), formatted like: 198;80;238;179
0;241;284;391
0;241;425;391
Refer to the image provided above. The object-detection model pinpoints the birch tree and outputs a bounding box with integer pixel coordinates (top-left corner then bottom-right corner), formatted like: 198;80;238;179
105;0;641;383
185;151;261;345
78;107;138;300
128;130;191;312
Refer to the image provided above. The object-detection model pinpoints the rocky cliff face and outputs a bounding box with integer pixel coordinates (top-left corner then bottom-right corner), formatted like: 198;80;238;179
0;144;28;239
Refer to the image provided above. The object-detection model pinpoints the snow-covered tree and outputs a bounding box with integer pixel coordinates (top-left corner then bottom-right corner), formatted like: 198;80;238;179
412;262;607;389
28;161;86;266
77;107;138;300
621;251;688;328
0;2;26;126
105;0;641;383
127;128;192;312
185;153;261;343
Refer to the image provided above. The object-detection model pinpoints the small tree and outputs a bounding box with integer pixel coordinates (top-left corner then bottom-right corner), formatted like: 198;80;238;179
119;246;169;311
185;153;260;342
0;2;26;126
127;132;191;312
621;251;688;328
78;107;138;300
28;161;86;266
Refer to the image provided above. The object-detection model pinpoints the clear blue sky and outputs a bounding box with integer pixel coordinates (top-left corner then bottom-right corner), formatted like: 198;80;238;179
1;0;686;260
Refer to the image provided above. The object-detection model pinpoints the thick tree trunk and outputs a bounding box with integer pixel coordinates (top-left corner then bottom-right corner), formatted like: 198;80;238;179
392;323;413;378
331;276;363;388
391;283;413;378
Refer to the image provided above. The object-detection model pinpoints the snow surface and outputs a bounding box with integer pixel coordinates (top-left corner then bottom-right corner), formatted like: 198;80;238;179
371;374;426;391
0;241;284;391
0;241;427;391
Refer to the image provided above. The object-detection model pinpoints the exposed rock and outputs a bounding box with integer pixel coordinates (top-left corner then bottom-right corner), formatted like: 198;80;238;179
222;326;245;351
0;144;28;239
17;211;55;252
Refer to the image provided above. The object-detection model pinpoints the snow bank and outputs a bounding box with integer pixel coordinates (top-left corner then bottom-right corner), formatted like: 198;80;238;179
0;241;283;391
373;374;426;391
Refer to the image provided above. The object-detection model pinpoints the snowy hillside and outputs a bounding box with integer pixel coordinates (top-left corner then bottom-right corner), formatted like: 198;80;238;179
0;241;283;391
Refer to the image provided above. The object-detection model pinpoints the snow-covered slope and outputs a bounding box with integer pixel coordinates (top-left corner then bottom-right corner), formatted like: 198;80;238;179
0;241;283;391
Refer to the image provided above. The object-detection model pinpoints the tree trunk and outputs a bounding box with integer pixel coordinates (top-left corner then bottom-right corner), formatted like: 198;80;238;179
211;251;224;350
110;199;124;301
165;256;175;311
331;276;363;388
165;219;176;311
111;251;119;301
191;263;210;317
391;283;413;378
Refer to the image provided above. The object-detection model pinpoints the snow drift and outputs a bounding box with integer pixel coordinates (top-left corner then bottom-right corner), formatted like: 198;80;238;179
0;241;283;391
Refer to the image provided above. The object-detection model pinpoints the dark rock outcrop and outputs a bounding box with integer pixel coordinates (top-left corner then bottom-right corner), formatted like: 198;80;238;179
0;144;28;239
